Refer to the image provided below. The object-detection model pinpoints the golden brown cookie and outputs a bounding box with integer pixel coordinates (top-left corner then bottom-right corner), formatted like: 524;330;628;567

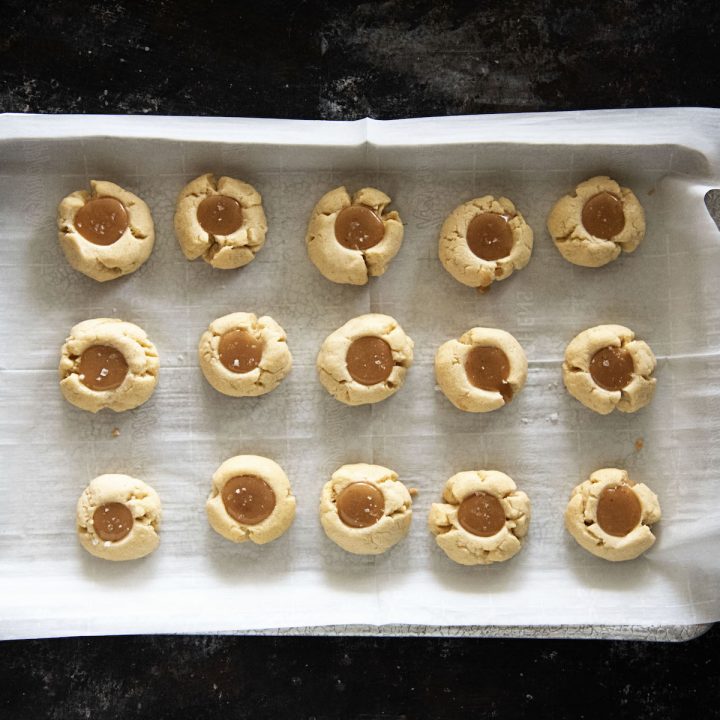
306;186;404;285
439;195;533;291
317;313;414;406
564;468;661;561
547;176;645;267
563;324;656;414
435;327;528;412
319;463;413;555
76;474;162;561
59;318;159;413
206;455;296;544
428;470;531;565
174;173;267;269
198;312;292;397
57;180;155;282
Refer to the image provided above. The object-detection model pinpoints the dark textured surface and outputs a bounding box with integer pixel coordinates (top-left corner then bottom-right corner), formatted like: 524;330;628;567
0;629;719;720
1;0;719;118
1;1;719;718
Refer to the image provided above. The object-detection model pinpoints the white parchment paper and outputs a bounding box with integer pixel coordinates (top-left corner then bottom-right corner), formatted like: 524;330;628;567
0;110;719;639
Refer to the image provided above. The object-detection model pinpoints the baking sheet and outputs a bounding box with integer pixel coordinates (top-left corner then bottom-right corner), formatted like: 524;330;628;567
0;110;719;640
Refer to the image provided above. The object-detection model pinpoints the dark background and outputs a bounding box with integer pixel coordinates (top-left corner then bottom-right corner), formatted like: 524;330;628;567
2;0;719;117
1;1;719;718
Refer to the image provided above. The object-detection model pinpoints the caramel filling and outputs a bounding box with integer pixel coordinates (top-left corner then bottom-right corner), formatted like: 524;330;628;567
78;345;129;391
464;346;513;402
346;336;394;386
93;502;134;542
336;482;385;528
218;329;264;374
589;346;634;391
334;205;385;250
457;492;506;537
74;197;128;245
197;195;244;235
581;192;625;239
221;475;276;525
596;484;641;537
466;213;513;261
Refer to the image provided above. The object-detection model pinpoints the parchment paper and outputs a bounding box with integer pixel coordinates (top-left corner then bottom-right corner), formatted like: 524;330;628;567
0;110;719;639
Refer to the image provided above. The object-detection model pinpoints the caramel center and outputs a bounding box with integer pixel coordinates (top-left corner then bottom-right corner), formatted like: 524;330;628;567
581;192;625;239
589;346;634;391
218;329;264;374
346;336;394;386
78;345;129;391
336;482;385;528
596;484;642;537
334;205;385;250
74;197;128;246
197;195;244;235
457;492;506;537
221;475;276;525
464;346;513;402
93;502;134;542
466;213;514;261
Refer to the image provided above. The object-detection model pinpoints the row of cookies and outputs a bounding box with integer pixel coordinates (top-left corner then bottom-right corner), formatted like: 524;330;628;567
59;315;657;416
57;174;645;289
77;459;661;565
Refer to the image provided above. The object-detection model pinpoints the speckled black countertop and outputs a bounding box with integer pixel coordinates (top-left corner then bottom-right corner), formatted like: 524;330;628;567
1;1;719;718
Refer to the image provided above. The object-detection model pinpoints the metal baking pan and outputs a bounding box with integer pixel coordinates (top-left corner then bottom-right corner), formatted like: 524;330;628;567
0;110;718;641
